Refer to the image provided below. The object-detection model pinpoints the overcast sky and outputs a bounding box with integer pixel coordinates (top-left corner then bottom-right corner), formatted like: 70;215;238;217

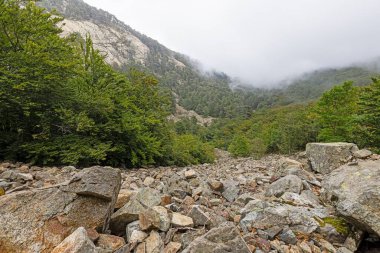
84;0;380;86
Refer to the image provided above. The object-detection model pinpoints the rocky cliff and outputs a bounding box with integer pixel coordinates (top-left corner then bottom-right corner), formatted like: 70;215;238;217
1;144;379;252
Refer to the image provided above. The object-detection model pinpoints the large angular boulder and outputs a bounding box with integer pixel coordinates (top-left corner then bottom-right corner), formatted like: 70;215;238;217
321;160;380;236
182;222;251;253
0;167;121;253
306;142;358;174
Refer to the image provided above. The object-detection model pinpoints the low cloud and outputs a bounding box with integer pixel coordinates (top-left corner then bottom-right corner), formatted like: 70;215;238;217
85;0;380;86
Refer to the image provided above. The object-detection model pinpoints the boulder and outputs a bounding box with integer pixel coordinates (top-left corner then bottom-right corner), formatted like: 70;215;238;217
221;180;240;202
0;167;121;253
240;200;328;234
182;222;251;253
273;158;320;186
164;242;182;253
265;175;303;197
322;160;380;236
145;231;164;253
188;205;212;227
306;142;358;174
51;227;100;253
353;149;372;159
171;212;194;227
97;234;126;252
110;199;145;235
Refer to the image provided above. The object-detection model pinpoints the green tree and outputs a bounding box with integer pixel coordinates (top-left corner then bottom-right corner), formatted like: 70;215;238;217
228;134;252;157
0;0;78;159
314;81;358;142
357;78;380;151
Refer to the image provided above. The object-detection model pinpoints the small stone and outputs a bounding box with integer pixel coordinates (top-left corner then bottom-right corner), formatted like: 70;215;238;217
185;169;197;179
353;149;372;159
164;242;182;253
280;228;297;245
51;227;99;253
337;247;353;253
97;234;126;252
145;231;164;253
222;181;240;202
152;206;171;232
171;213;194;227
299;241;312;253
255;237;271;252
135;242;146;253
18;165;29;173
161;195;172;206
319;239;336;253
183;196;195;206
144;177;155;186
265;226;282;240
188;205;211;227
130;230;148;244
209;198;222;206
208;180;224;191
234;215;241;223
265;175;303;197
126;221;141;242
139;208;161;231
115;189;135;209
86;228;100;242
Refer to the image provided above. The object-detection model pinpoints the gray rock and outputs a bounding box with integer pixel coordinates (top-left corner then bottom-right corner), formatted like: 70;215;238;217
145;230;164;253
240;200;327;234
0;167;121;253
51;227;100;253
110;199;146;235
265;175;303;197
279;228;297;245
337;247;353;253
306;142;358;174
134;187;161;207
322;160;380;236
353;149;372;159
61;166;120;201
126;221;141;242
222;180;240;202
188;205;212;227
182;222;251;253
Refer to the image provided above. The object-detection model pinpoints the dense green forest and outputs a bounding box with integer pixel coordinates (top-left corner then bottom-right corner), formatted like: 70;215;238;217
0;0;214;167
1;0;379;168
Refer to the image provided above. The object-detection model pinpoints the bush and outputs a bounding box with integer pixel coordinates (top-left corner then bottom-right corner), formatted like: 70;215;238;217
228;134;252;157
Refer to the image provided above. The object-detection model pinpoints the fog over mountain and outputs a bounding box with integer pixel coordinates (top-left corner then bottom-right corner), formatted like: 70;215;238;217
84;0;380;86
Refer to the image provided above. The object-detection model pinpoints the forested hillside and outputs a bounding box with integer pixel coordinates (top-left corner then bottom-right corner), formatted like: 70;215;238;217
38;0;380;118
0;0;214;167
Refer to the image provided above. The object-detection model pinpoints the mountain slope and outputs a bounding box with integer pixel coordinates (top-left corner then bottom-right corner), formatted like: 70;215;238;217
38;0;380;118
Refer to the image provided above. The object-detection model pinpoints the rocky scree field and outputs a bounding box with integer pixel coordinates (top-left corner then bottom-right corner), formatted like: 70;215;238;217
0;143;379;253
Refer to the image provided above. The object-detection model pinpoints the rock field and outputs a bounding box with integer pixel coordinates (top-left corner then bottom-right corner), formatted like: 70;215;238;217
0;143;379;253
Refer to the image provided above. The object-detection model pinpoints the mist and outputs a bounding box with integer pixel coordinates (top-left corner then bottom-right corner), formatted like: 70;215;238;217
84;0;380;86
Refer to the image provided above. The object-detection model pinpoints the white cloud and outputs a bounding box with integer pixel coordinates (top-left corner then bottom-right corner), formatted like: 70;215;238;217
84;0;380;86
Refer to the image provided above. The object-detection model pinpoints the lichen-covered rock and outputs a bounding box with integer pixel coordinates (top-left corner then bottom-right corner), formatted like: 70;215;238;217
0;167;121;253
321;160;380;236
182;222;251;253
306;143;358;174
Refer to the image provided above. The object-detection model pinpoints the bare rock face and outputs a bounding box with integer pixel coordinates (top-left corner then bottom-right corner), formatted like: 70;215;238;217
306;143;358;174
182;222;251;253
0;167;121;253
322;160;380;236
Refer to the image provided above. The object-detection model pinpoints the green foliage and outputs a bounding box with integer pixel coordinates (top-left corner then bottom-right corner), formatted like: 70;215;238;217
228;135;252;157
357;78;380;151
314;82;359;142
206;104;317;157
170;134;215;166
0;1;214;167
